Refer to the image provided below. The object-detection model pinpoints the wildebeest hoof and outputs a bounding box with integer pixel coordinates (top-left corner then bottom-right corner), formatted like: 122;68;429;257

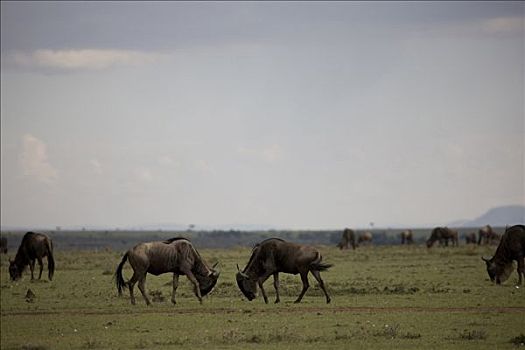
274;299;280;304
294;300;301;304
326;298;331;304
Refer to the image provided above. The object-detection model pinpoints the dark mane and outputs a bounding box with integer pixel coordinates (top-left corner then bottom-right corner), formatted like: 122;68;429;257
493;225;525;264
163;237;189;244
15;232;39;260
243;238;285;274
252;237;285;249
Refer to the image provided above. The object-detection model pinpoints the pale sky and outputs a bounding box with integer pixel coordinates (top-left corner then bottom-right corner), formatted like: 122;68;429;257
1;1;524;230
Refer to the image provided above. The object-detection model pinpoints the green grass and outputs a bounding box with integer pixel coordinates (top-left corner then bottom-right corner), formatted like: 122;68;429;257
1;244;524;349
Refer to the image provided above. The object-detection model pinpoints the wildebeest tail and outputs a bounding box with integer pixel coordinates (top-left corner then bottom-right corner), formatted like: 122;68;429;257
115;252;129;296
46;238;55;281
310;252;333;271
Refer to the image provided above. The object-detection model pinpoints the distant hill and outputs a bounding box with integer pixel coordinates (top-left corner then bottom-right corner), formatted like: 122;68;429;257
459;205;525;227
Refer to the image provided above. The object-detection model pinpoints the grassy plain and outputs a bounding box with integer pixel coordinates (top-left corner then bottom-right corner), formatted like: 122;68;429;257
1;243;524;349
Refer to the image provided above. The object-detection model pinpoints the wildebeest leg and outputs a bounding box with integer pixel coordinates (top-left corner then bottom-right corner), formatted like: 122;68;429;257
273;273;280;304
171;273;179;304
185;271;202;304
29;259;35;280
311;270;331;304
127;273;140;305
258;280;269;304
294;271;310;304
256;273;273;304
137;275;151;306
37;257;44;279
517;257;524;286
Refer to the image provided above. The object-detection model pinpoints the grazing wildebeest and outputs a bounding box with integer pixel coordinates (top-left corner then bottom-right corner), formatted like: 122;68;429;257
358;231;373;246
478;225;500;245
0;236;7;254
9;232;55;281
465;232;477;244
426;227;458;248
400;230;413;245
482;225;525;285
115;237;219;305
236;238;332;304
337;228;356;250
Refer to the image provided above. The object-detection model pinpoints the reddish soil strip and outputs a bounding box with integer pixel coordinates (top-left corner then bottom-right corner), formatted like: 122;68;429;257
2;306;524;317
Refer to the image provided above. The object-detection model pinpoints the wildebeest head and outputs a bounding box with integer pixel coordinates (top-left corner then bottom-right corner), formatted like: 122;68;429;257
482;257;512;284
196;262;220;297
8;259;22;281
236;265;257;301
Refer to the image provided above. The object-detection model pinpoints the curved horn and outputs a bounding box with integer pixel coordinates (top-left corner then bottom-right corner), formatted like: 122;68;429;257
481;256;491;262
212;261;219;269
236;264;249;278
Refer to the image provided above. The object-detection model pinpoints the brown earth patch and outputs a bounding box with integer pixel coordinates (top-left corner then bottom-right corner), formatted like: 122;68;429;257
2;306;524;317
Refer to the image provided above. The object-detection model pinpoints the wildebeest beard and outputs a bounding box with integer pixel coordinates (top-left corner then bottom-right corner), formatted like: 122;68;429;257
236;272;256;301
196;271;220;296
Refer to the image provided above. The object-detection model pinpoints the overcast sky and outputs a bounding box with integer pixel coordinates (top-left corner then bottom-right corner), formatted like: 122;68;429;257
1;1;524;230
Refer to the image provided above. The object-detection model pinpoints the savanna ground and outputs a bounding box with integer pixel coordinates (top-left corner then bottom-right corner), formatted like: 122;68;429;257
1;242;524;349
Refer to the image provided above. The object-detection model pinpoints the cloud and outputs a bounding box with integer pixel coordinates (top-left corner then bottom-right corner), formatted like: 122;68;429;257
483;16;524;34
134;167;153;182
18;134;58;184
90;159;103;175
8;49;165;71
237;144;284;163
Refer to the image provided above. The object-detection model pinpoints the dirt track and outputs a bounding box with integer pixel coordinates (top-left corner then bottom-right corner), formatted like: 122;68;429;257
2;306;524;317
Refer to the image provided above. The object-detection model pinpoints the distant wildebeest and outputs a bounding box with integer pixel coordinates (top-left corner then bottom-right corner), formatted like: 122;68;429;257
358;231;373;246
478;225;500;245
115;237;220;305
337;228;356;250
400;230;413;245
9;232;55;281
426;227;459;248
0;236;7;254
236;238;332;304
465;232;477;245
482;225;525;285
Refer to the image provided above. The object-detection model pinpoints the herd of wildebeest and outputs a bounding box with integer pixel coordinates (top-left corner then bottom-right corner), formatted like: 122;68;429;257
1;224;524;305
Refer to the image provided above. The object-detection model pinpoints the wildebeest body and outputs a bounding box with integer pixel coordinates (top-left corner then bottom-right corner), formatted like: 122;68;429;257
337;228;356;250
426;227;458;248
400;230;413;245
465;232;477;244
478;225;500;245
236;238;332;304
482;225;525;285
115;237;219;305
9;232;54;281
358;231;373;245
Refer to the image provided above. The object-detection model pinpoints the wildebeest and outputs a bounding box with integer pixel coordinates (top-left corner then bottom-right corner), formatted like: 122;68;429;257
236;238;332;304
465;232;477;244
115;237;219;305
478;225;500;245
482;225;525;285
426;227;458;248
9;232;55;281
0;236;7;254
337;228;356;250
400;230;413;245
358;231;373;245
